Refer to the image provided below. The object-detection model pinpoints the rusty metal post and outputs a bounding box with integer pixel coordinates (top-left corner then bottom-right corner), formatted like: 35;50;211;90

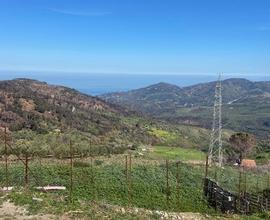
129;153;132;174
205;155;209;179
4;126;8;187
25;154;29;189
266;199;269;211
90;156;96;200
69;140;73;203
243;170;247;215
128;153;132;205
214;184;217;210
244;171;247;195
256;177;259;193
238;167;242;210
202;155;209;198
89;139;95;199
125;154;129;204
125;155;128;182
90;156;93;178
176;161;180;209
166;159;170;208
266;178;269;210
214;165;217;182
89;139;92;157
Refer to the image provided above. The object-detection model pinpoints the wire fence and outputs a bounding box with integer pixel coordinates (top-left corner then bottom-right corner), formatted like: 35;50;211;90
204;178;270;214
0;135;269;215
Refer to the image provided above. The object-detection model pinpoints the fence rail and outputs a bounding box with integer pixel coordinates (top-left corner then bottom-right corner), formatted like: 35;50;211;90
1;139;269;216
204;178;270;214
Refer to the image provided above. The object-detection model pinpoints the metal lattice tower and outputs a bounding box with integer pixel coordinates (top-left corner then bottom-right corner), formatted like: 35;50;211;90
208;74;223;167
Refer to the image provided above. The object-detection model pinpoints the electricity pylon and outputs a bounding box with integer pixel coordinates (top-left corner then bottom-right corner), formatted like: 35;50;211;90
208;74;223;167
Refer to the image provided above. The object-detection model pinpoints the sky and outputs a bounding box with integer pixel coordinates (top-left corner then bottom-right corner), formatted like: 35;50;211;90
0;0;270;76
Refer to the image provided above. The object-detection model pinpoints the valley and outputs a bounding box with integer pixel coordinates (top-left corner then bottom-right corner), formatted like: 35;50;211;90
101;78;270;138
0;78;269;219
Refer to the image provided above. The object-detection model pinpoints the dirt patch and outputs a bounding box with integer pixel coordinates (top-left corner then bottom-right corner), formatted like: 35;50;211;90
100;203;210;220
0;201;68;220
19;98;36;112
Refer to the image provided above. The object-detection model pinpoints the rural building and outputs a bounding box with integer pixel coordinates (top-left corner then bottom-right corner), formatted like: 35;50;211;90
241;159;256;169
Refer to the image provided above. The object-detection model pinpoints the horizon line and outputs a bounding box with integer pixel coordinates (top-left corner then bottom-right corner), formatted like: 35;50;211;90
0;69;269;77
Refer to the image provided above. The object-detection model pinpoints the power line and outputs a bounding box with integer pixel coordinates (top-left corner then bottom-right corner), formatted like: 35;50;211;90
208;73;223;167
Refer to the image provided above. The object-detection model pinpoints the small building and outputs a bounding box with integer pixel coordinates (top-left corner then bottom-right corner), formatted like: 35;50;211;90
241;159;256;169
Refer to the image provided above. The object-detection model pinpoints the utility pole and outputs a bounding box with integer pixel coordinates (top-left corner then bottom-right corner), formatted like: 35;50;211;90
208;73;223;167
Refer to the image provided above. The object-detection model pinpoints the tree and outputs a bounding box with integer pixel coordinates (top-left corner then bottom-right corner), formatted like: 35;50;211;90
229;132;256;162
13;129;37;156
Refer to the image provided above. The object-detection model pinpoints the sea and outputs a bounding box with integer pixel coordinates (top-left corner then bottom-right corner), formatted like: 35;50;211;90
0;71;270;96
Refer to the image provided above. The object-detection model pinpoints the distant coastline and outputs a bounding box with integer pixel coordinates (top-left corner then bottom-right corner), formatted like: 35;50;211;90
0;71;270;96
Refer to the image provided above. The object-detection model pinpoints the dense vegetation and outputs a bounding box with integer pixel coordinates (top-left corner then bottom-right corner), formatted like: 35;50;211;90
101;78;270;138
0;79;221;158
0;78;262;161
0;79;151;157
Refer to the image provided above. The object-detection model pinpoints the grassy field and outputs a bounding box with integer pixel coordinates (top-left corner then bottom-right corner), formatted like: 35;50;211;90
0;159;211;214
149;145;206;161
0;153;269;219
148;126;211;149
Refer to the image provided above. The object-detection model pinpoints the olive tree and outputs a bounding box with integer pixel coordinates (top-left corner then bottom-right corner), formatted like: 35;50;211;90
229;132;256;163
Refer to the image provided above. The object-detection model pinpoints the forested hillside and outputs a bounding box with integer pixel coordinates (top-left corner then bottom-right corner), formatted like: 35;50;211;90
0;78;213;157
101;78;270;137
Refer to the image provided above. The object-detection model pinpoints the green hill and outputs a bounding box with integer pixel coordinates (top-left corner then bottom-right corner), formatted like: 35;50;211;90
0;78;215;157
101;78;270;138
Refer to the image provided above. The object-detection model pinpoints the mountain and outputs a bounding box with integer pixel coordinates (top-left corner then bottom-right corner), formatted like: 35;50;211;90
101;78;270;138
0;78;160;155
0;78;125;132
0;78;215;157
101;82;185;115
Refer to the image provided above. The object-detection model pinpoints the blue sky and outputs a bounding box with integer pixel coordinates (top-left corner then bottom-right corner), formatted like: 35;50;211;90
0;0;270;75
